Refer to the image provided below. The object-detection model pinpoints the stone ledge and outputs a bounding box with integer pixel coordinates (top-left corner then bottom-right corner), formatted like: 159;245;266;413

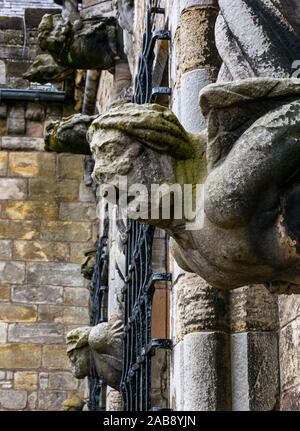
1;137;44;152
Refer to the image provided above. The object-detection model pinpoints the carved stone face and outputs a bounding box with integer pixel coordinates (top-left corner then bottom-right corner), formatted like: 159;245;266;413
68;345;90;379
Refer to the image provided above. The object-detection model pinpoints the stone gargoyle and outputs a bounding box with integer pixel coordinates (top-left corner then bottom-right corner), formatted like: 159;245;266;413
23;54;73;84
87;78;300;293
38;13;120;70
66;317;123;391
44;113;97;154
84;0;300;294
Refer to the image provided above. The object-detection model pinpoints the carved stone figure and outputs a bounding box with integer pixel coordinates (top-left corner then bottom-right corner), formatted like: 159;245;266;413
86;0;300;293
44;113;97;154
66;317;123;391
38;13;119;70
23;54;73;83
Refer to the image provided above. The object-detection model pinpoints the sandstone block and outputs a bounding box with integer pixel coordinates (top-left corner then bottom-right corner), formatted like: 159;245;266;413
1;136;44;152
79;181;95;202
0;152;8;176
63;287;89;307
38;391;67;411
13;240;69;262
12;285;63;305
41;220;91;242
0;261;25;284
0;178;26;200
69;241;94;263
59;202;96;221
0;343;41;368
39;373;48;390
27;262;84;287
61;306;89;325
48;372;78;391
2;200;58;220
8;152;56;178
6;105;25;135
58;154;84;179
0;303;36;322
8;323;64;344
25;103;44;121
0;240;12;259
14;372;38;390
279;319;300;392
0;322;7;343
173;273;229;342
0;389;27;410
38;304;63;323
29;178;79;202
0;220;40;240
180;6;220;74
0;284;10;301
25;120;44;138
42;345;70;370
230;284;279;333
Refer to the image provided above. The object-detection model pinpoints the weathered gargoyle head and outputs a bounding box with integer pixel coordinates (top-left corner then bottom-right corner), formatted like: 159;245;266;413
23;54;73;84
38;13;118;70
45;112;97;154
87;78;300;293
66;317;123;391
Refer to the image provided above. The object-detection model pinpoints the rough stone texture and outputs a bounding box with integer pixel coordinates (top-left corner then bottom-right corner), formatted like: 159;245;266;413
14;372;38;390
280;385;300;411
48;372;78;391
57;154;85;179
0;344;41;369
279;319;300;393
42;345;70;370
2;201;59;220
40;221;91;242
247;332;279;410
27;262;84;287
0;152;8;176
183;332;231;410
6;105;25;135
0;261;25;284
229;285;279;333
0;178;26;200
8;323;64;344
106;388;123;411
38;390;67;411
8;152;55;178
173;273;229;342
1;137;44;152
180;6;221;74
0;240;12;260
59;202;96;221
29;178;79;202
0;389;27;410
13;240;69;262
278;295;300;328
0;303;36;322
11;285;63;305
63;288;89;307
0;220;40;240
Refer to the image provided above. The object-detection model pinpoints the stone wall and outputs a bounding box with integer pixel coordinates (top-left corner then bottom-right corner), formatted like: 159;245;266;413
0;1;97;410
0;141;98;410
0;1;60;19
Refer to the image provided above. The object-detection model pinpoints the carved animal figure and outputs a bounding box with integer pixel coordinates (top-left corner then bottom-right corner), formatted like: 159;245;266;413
66;317;123;391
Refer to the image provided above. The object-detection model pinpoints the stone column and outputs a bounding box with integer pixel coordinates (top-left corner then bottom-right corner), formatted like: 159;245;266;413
230;285;280;411
169;0;230;411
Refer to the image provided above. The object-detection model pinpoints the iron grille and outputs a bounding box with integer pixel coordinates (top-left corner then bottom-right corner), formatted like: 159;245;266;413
120;7;172;412
88;204;109;411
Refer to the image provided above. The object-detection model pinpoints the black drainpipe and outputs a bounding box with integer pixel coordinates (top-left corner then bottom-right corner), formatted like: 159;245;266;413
0;88;66;103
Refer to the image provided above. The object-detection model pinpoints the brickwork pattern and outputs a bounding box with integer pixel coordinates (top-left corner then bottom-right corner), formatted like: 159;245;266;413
0;148;98;410
0;1;60;18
